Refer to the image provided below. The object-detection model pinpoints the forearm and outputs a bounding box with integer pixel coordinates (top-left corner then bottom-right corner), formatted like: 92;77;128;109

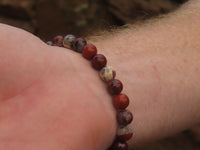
92;0;200;146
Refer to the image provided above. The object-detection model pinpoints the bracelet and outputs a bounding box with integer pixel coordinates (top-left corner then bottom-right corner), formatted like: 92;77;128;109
47;35;133;150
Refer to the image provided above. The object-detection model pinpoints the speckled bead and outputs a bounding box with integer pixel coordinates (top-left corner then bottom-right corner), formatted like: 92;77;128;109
117;110;133;126
108;79;123;95
117;126;133;142
114;94;129;109
100;66;116;82
46;41;53;46
82;44;97;60
63;34;76;49
53;35;64;47
92;54;107;70
108;142;128;150
73;37;87;53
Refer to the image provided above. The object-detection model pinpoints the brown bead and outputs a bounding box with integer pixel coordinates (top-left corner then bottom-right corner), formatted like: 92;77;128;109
92;54;107;70
108;142;128;150
114;94;129;109
108;79;123;95
73;38;87;53
117;126;133;142
117;110;133;126
63;34;76;49
82;44;97;60
53;35;64;47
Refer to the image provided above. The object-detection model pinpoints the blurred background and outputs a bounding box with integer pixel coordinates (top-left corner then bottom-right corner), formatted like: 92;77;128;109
0;0;187;40
1;0;200;149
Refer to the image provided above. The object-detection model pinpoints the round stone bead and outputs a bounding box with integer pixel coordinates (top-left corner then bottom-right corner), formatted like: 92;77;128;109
109;142;128;150
92;54;107;70
117;110;133;126
46;41;53;46
108;79;123;95
100;66;116;82
82;44;97;60
114;94;129;109
117;126;133;142
53;35;64;47
73;37;87;53
63;34;76;49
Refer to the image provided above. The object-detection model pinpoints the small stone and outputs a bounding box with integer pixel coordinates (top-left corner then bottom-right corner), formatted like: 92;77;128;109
73;37;87;53
82;44;97;60
46;41;53;46
117;110;133;126
114;94;129;109
117;126;133;142
100;66;116;82
63;34;76;49
108;79;123;95
53;35;64;47
92;54;107;70
108;142;128;150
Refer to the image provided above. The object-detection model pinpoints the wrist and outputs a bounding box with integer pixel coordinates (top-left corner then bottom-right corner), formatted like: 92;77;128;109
90;10;200;144
62;49;118;149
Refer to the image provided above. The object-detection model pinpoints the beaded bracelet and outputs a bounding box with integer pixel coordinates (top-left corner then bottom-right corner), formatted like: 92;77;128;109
47;35;133;150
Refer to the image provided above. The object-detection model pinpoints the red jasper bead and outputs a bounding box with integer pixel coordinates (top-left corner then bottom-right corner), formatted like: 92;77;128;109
108;79;123;95
117;126;133;142
82;44;97;60
109;142;128;150
53;35;64;47
117;110;133;126
114;94;129;109
73;37;87;53
92;54;107;70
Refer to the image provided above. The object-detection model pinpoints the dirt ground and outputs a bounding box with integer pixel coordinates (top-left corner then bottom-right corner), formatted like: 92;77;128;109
0;0;200;150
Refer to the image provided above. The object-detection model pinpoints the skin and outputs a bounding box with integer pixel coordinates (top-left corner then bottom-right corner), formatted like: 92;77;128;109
0;0;200;149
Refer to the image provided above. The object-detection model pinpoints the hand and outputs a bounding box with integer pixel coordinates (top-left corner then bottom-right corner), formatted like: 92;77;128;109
0;24;116;150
